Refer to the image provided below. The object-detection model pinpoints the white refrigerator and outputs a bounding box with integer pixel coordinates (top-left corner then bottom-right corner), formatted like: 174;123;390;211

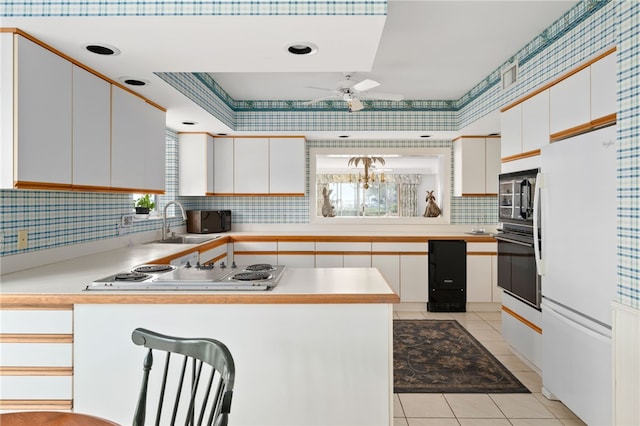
539;124;617;426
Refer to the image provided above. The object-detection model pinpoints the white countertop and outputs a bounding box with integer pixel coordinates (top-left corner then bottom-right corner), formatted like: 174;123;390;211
0;241;398;304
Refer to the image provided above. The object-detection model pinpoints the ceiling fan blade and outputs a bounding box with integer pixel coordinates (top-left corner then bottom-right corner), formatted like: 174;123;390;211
361;91;404;101
349;98;365;112
352;79;380;92
303;95;342;105
305;86;338;92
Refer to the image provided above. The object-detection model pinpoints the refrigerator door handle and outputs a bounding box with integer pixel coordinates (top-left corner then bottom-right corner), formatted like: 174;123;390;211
534;172;544;275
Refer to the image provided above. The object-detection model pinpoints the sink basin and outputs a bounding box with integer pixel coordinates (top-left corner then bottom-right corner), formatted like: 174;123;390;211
149;235;221;244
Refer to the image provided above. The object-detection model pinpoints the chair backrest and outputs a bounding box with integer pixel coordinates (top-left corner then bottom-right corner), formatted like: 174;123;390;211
131;328;235;426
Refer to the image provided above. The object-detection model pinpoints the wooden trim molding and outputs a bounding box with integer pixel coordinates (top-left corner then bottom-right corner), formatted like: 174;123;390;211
0;399;73;411
14;182;164;195
501;305;542;334
501;149;541;163
500;46;617;113
0;367;73;376
550;115;616;142
0;293;400;305
3;27;166;112
0;334;73;343
467;251;497;256
0;304;73;310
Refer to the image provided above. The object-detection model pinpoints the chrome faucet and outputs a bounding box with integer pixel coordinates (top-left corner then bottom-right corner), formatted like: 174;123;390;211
163;201;187;240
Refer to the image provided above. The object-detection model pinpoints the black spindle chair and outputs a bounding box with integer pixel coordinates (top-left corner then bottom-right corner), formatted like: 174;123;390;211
131;328;235;426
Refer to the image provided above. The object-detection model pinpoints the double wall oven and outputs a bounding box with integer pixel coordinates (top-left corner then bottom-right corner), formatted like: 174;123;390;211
496;168;542;309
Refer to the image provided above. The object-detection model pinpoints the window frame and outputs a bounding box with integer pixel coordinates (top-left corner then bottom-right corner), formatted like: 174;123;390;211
309;147;451;225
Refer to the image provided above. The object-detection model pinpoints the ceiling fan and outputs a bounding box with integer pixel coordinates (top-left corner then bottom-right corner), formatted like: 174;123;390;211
305;73;403;112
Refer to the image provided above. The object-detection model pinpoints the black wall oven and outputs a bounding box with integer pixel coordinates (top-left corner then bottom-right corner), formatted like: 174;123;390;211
496;168;542;310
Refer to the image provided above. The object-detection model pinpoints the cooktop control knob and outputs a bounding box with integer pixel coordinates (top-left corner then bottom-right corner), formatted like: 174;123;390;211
219;261;226;268
231;261;237;268
185;262;192;268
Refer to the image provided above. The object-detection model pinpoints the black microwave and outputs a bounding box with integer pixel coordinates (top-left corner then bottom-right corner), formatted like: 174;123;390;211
186;210;231;234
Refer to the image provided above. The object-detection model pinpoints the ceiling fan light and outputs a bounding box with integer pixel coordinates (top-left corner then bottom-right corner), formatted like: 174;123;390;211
350;98;364;112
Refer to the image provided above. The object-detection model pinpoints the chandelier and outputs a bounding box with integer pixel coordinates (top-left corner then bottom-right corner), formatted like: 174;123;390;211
347;156;386;189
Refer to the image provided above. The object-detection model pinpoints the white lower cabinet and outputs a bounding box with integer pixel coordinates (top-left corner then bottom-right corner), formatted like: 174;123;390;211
233;241;278;265
199;243;228;264
400;254;428;303
371;254;400;298
277;241;314;267
0;308;73;410
467;255;493;302
466;243;498;303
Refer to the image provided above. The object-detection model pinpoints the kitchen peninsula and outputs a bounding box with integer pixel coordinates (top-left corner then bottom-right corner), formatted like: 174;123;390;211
0;241;399;426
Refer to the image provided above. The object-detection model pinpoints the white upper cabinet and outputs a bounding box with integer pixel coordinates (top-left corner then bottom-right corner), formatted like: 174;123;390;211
590;52;617;121
549;67;590;135
179;133;214;196
15;35;72;186
485;137;501;193
111;86;165;192
234;138;270;194
500;104;523;159
269;137;305;194
1;32;166;193
521;89;550;153
72;65;111;188
454;136;500;196
213;138;234;194
210;136;306;196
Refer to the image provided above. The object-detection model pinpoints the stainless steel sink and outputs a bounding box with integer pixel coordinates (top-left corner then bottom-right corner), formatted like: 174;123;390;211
149;235;221;244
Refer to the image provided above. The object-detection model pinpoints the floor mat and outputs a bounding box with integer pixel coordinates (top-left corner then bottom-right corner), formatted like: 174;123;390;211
394;319;530;393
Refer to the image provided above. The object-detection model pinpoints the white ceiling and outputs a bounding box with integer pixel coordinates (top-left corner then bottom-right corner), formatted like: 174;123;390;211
2;0;578;140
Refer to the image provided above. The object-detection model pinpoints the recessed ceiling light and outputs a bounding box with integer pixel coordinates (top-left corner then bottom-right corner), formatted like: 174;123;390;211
85;43;120;56
286;42;318;56
119;77;149;86
182;121;198;126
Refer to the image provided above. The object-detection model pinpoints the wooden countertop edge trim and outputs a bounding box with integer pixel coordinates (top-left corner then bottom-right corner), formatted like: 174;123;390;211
0;399;73;410
231;235;495;243
0;334;73;343
0;293;399;305
0;367;73;376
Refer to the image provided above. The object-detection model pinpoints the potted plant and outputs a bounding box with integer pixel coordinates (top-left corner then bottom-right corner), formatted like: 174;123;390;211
134;194;155;215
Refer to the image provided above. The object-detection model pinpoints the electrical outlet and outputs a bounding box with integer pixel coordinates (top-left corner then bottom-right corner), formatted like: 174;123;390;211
17;229;28;250
121;214;134;228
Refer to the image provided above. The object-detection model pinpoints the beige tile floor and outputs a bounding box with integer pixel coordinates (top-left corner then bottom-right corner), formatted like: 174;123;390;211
392;310;586;426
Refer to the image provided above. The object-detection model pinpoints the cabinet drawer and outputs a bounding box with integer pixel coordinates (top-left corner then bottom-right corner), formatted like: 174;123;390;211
234;241;277;252
315;242;371;252
278;241;314;251
1;343;72;367
0;311;72;334
372;242;428;253
467;242;497;252
0;376;72;399
200;245;227;264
